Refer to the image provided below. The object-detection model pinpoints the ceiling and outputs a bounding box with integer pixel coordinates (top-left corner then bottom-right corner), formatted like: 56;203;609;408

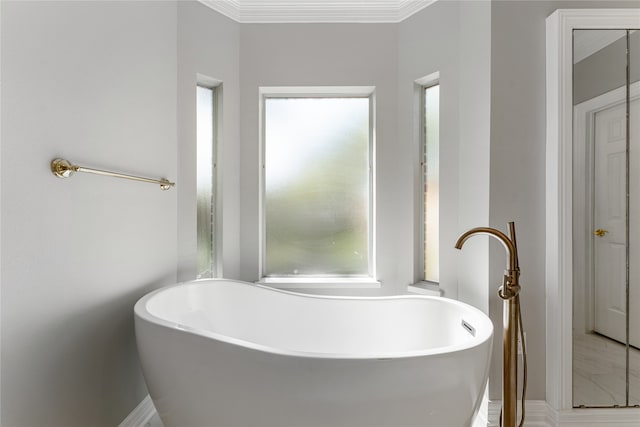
197;0;437;23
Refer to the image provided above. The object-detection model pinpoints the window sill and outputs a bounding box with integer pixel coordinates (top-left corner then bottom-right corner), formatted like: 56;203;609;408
257;277;381;290
407;281;442;296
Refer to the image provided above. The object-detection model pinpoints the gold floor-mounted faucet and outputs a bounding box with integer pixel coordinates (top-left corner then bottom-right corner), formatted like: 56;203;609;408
455;222;527;427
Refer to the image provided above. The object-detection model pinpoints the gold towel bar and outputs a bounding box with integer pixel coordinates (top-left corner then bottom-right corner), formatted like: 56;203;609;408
50;158;175;191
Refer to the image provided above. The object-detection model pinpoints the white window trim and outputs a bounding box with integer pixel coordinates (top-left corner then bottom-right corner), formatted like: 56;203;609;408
258;277;382;290
258;86;377;286
407;281;442;296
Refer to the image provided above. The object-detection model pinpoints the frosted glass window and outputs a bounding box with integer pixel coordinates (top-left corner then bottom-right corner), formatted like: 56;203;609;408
197;85;216;278
263;96;372;277
423;84;439;282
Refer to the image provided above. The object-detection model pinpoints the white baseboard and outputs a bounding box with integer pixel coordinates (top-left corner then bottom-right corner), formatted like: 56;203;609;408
549;405;640;427
485;400;640;427
118;395;157;427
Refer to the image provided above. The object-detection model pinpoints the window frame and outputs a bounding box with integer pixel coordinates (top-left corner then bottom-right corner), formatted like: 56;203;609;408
415;73;440;287
258;86;377;286
196;77;223;279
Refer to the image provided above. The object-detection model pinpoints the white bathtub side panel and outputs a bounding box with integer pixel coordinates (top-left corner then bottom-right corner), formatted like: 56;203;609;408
135;317;491;427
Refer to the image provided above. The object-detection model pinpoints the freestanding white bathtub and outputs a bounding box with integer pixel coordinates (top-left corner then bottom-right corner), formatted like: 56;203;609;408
135;279;493;427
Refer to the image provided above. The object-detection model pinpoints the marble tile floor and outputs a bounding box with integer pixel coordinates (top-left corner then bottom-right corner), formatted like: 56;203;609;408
573;331;640;407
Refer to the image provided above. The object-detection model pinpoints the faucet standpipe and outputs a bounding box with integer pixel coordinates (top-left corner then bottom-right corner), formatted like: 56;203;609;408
455;222;526;427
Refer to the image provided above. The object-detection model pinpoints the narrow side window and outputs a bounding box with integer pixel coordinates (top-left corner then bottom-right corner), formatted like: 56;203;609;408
422;83;439;282
197;84;217;278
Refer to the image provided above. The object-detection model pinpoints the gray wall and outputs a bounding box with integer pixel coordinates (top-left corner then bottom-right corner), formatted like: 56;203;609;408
1;1;177;426
1;1;246;425
398;1;491;304
177;1;241;282
398;0;494;396
489;0;640;401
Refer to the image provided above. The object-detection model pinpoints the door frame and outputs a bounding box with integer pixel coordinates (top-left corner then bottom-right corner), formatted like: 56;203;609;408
573;82;640;336
545;8;640;412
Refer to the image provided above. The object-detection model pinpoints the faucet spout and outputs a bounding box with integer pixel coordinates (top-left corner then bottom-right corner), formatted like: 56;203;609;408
455;222;520;299
454;226;517;273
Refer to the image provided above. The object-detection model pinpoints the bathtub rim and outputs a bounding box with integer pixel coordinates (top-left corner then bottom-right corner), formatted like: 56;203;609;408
134;278;493;360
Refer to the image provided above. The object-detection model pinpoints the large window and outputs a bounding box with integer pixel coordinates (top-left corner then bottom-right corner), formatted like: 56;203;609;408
422;82;439;283
260;87;375;281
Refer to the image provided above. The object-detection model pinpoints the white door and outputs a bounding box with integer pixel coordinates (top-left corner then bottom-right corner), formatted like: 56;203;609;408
594;97;640;348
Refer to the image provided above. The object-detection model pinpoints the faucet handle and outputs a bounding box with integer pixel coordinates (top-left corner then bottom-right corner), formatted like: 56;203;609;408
499;284;520;300
499;271;521;300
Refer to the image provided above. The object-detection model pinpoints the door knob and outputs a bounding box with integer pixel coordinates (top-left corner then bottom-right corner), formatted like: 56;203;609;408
594;229;609;237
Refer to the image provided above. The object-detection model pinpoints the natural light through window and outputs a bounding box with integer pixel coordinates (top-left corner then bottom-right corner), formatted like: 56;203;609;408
197;85;216;278
423;84;439;283
262;91;373;279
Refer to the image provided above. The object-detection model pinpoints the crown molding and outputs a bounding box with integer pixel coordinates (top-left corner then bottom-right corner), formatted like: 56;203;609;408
397;0;436;22
198;0;242;22
197;0;437;23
